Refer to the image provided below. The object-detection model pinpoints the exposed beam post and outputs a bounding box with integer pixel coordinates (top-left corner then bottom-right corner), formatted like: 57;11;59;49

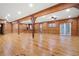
17;21;20;34
76;18;79;36
28;24;30;30
78;17;79;36
31;16;36;38
10;22;13;33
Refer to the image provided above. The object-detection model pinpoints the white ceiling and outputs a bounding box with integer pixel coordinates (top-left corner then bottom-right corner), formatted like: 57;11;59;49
0;3;58;22
21;7;79;24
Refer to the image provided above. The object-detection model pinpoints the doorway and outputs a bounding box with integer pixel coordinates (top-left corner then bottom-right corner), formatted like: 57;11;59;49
60;23;71;35
0;23;4;34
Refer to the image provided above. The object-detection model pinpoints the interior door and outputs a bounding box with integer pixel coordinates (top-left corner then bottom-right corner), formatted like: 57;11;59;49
60;23;71;35
65;23;71;35
60;23;65;35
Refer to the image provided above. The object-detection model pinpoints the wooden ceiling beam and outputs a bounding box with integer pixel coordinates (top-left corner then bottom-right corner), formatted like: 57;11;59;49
73;3;79;9
32;3;77;17
15;3;77;22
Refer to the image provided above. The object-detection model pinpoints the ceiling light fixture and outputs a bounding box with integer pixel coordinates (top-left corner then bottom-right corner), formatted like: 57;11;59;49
5;16;9;21
51;17;55;20
68;16;71;18
66;9;70;12
29;3;34;7
18;11;21;15
7;14;10;17
51;16;57;20
51;18;54;20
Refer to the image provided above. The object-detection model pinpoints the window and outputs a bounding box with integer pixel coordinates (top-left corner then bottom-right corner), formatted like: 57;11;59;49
48;23;56;28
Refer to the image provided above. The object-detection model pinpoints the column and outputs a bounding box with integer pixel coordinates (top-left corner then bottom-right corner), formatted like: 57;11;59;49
10;22;13;33
31;16;36;38
17;21;20;34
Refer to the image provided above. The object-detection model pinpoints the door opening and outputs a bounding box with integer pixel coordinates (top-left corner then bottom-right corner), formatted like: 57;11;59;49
60;23;71;35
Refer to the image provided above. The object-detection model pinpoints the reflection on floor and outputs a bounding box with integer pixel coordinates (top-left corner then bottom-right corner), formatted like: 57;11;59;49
0;33;79;56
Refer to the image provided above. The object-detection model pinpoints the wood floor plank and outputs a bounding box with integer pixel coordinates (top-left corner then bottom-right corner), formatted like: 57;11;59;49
0;33;79;56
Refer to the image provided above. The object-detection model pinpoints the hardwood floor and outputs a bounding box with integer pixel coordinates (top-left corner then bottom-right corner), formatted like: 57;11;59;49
0;33;79;56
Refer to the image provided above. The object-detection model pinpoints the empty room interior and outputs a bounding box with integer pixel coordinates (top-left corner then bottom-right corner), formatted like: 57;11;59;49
0;3;79;56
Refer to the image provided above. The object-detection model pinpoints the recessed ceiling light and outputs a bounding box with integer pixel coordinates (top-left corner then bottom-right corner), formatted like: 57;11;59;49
5;16;9;21
66;9;70;12
18;11;21;15
29;3;34;7
7;14;10;17
51;18;54;20
68;16;71;18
